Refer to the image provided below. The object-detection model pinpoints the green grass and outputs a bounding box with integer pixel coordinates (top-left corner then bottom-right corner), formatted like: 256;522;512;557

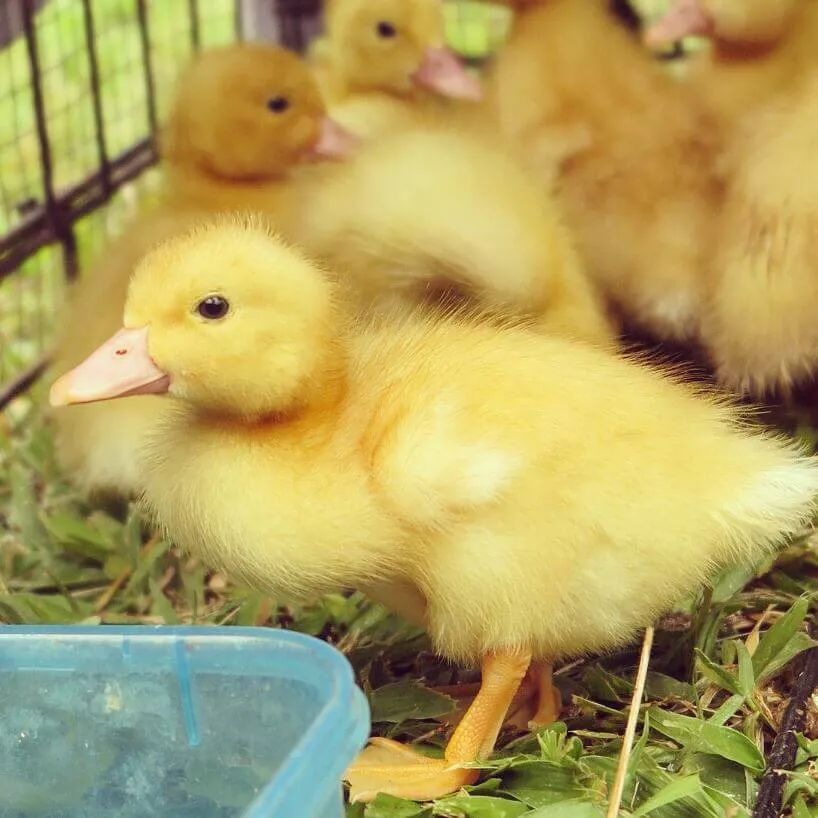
2;2;818;817
4;395;818;817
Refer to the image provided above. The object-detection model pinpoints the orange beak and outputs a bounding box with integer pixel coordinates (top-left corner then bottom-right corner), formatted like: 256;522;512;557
310;116;361;160
412;46;482;101
643;0;713;48
49;326;170;408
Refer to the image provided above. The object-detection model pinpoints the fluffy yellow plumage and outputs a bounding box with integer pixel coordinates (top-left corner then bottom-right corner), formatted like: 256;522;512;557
49;43;356;500
485;0;720;343
284;125;616;348
50;218;818;802
648;0;818;395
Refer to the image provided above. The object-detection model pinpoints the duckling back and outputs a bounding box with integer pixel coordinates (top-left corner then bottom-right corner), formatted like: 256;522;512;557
346;310;818;661
285;126;616;348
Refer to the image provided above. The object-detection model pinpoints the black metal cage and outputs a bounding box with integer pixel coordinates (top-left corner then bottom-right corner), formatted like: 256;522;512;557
0;0;329;410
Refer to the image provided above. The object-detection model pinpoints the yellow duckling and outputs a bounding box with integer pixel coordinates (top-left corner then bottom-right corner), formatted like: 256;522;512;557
646;0;818;396
51;216;818;803
160;42;359;214
699;70;818;397
310;0;482;140
483;0;720;344
283;125;617;348
50;43;359;501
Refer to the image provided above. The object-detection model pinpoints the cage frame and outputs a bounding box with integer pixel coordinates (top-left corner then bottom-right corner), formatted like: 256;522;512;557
0;0;323;410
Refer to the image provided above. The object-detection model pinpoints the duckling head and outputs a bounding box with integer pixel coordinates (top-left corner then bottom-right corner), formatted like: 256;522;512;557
50;216;340;420
161;43;358;181
644;0;800;49
325;0;482;100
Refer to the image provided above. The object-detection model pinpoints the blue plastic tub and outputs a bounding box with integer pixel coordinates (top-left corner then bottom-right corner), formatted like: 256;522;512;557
0;624;370;818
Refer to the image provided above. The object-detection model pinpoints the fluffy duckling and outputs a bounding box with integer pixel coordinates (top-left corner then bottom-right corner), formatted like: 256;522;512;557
50;44;360;500
644;0;818;131
483;0;720;344
309;0;482;139
697;69;818;397
160;42;359;214
51;216;818;802
49;210;205;500
283;126;617;349
646;0;818;396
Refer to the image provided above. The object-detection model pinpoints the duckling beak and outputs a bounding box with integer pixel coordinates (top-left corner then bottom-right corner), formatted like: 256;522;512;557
412;46;482;101
49;326;170;408
310;116;361;160
643;0;712;48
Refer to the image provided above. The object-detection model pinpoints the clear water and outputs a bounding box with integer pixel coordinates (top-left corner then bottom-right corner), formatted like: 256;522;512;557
0;671;320;817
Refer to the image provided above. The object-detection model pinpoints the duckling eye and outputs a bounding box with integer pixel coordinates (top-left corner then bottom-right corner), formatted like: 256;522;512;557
376;20;397;38
266;96;290;113
197;296;230;320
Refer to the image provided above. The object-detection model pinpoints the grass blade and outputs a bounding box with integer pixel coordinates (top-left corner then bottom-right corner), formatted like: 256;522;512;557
369;681;456;724
630;773;702;817
751;597;809;680
695;649;740;695
648;708;764;772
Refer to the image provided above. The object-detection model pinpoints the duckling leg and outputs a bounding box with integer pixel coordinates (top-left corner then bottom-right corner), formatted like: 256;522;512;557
345;651;531;803
433;668;540;729
433;669;538;701
440;663;559;732
527;661;562;728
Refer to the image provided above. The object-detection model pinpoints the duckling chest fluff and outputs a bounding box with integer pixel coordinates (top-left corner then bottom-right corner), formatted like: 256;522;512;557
142;402;405;599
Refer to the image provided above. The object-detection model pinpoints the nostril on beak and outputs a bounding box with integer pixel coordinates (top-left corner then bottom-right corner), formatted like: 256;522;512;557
115;348;128;356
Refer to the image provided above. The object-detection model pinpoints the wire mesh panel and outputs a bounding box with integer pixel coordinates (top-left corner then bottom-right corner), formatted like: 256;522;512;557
0;0;505;412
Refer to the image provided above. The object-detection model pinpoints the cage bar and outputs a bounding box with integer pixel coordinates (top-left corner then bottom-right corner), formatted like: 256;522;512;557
21;0;78;282
135;0;158;138
81;0;112;203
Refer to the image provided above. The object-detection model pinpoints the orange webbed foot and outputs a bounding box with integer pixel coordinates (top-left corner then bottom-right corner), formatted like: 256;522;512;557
344;651;531;803
345;737;480;803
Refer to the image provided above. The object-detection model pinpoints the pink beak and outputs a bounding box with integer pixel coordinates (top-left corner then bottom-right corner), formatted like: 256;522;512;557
49;326;170;408
310;116;362;160
643;0;713;48
412;46;483;101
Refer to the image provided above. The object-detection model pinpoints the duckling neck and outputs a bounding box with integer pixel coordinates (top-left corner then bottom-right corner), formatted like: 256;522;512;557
199;350;351;427
162;160;290;214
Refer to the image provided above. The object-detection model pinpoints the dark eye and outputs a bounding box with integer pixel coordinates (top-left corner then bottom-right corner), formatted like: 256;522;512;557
197;295;230;320
376;20;397;38
266;95;290;113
